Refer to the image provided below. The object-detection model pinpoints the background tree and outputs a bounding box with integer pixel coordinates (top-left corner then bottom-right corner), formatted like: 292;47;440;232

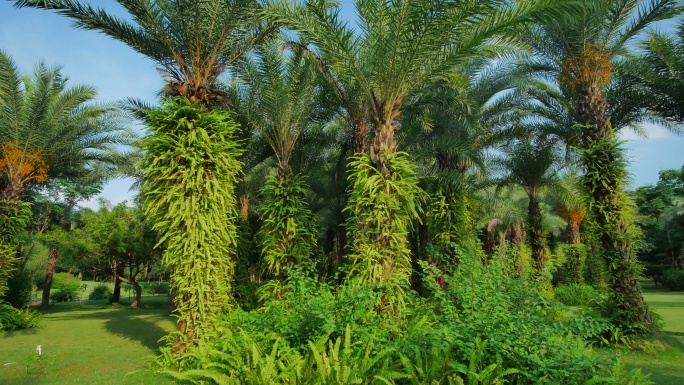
266;0;571;299
233;38;324;278
521;0;683;329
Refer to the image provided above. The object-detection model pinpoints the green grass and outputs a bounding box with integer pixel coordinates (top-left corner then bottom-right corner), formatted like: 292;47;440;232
0;296;176;385
622;284;684;385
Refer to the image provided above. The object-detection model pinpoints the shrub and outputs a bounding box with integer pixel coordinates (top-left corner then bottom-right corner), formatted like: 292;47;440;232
553;284;602;307
49;273;82;302
0;302;41;332
146;282;169;295
662;269;684;291
422;247;615;384
162;255;627;384
88;284;113;300
2;269;33;308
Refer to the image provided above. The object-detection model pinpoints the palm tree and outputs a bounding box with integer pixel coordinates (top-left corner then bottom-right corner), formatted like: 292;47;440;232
233;38;326;277
0;50;130;203
495;132;565;271
14;0;269;109
265;0;572;293
0;51;129;309
630;20;684;122
14;0;270;352
521;0;683;328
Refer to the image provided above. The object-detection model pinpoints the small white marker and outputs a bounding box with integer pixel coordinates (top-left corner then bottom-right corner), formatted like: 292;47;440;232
36;345;42;356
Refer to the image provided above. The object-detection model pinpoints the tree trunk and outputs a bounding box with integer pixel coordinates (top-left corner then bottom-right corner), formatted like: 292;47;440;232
576;81;653;328
507;221;524;249
119;276;142;308
369;117;398;177
110;262;124;304
352;119;369;155
1;179;24;203
528;192;547;271
41;247;58;308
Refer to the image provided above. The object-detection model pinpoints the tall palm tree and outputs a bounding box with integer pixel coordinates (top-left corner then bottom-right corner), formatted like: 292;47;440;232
266;0;572;292
522;0;683;328
0;51;129;310
0;50;130;203
13;0;270;353
14;0;269;108
233;39;326;277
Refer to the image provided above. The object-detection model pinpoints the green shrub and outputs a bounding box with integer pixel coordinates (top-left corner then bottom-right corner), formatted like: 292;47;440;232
48;273;82;302
88;284;113;300
553;284;602;306
146;282;169;295
422;246;615;384
163;254;623;384
0;302;41;332
662;269;684;291
2;269;33;308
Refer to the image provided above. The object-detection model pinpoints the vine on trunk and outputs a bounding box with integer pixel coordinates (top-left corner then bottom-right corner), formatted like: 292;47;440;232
139;98;243;355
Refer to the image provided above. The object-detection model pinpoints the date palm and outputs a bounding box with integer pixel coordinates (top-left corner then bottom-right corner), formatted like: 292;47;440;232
233;39;326;277
266;0;573;291
522;0;683;328
496;132;565;271
630;20;684;122
12;0;270;353
0;50;130;203
14;0;269;108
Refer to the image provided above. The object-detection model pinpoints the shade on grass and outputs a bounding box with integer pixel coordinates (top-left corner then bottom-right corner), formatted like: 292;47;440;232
623;286;684;385
0;296;175;385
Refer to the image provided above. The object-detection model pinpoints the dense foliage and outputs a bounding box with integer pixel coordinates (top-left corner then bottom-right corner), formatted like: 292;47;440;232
5;0;684;382
162;247;646;384
139;98;243;352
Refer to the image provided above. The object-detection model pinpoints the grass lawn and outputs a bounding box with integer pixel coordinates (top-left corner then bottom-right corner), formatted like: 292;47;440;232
0;296;176;385
622;285;684;385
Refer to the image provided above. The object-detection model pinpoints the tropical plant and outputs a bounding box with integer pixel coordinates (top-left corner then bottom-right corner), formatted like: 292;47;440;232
0;50;130;203
495;132;566;271
15;0;270;108
265;0;571;297
233;39;323;277
522;0;684;329
139;98;243;353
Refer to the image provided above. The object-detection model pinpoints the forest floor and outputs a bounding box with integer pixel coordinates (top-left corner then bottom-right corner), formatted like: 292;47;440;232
1;284;682;384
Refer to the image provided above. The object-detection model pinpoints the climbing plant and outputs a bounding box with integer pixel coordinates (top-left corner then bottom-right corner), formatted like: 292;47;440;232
139;98;243;353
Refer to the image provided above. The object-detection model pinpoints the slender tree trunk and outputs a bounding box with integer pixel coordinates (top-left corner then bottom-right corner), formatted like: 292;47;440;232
576;81;653;328
528;192;547;271
119;276;142;307
111;262;124;304
40;247;58;308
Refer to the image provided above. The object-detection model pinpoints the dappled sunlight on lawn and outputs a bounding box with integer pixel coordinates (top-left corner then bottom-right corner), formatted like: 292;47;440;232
0;296;176;385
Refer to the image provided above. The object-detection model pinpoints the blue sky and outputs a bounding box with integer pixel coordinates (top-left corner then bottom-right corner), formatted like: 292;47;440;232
1;1;684;209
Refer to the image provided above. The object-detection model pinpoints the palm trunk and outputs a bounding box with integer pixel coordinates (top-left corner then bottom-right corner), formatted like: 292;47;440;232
507;221;524;249
40;246;57;308
576;81;653;328
562;209;584;284
352;120;369;155
1;179;23;203
527;192;547;271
